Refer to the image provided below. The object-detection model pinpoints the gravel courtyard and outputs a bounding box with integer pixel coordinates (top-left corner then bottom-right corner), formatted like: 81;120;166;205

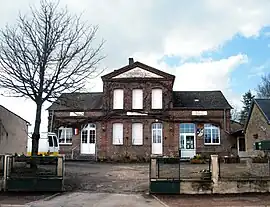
63;161;270;192
64;162;150;193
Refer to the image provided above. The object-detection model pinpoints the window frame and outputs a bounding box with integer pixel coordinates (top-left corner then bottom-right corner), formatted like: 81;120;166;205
132;89;143;109
58;127;73;145
132;123;143;145
112;123;124;145
203;124;221;145
113;89;124;109
151;88;163;109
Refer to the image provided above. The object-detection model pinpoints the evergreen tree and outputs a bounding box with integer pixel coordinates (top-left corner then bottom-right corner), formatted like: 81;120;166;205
239;90;255;124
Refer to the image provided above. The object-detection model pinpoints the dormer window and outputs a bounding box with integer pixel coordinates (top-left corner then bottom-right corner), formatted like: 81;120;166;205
132;89;143;109
151;88;163;109
113;89;124;109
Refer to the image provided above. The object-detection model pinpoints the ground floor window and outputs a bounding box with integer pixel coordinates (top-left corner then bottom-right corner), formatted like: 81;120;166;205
112;123;124;145
58;127;73;144
204;124;220;145
132;123;143;145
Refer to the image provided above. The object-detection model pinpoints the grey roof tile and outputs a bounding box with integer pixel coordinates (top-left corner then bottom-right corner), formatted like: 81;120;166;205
47;92;103;111
255;99;270;123
172;91;232;109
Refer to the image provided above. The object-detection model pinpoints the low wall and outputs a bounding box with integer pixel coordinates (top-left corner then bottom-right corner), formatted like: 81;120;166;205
150;155;270;195
179;179;270;194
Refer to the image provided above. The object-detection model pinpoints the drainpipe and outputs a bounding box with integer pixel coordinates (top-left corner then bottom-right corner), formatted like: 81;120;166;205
50;110;54;132
223;109;227;131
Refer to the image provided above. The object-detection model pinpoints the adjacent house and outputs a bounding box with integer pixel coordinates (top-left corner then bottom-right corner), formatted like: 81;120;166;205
244;99;270;156
0;105;30;155
48;58;236;161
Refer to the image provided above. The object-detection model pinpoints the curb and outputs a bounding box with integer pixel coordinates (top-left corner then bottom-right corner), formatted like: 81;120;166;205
151;195;170;207
25;192;62;206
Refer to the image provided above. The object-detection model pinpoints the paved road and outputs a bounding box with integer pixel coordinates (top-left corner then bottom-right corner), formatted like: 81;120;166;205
27;192;164;207
157;194;270;207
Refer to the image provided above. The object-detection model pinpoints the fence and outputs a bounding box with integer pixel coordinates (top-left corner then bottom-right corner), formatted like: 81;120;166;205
149;156;212;194
218;155;270;179
2;155;64;192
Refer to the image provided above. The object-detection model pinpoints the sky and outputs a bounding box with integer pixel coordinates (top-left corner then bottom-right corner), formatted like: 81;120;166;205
0;0;270;132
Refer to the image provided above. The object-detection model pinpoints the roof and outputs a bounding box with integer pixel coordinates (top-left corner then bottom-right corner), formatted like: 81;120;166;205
101;61;175;81
47;92;103;111
172;91;233;109
0;105;30;125
49;90;233;111
255;99;270;123
230;120;244;136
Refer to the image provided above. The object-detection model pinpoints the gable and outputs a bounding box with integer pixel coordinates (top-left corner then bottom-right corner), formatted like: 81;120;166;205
112;67;163;79
101;60;175;81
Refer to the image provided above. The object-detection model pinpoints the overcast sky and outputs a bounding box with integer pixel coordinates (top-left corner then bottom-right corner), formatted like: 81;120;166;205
1;0;270;132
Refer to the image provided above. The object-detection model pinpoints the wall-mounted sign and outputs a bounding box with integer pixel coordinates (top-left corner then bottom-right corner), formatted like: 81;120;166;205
70;112;84;116
192;111;207;116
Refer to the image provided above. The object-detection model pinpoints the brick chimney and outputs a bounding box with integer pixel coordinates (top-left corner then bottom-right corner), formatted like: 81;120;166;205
129;57;134;65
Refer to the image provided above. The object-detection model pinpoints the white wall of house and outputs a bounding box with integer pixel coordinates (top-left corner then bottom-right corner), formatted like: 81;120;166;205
0;106;29;155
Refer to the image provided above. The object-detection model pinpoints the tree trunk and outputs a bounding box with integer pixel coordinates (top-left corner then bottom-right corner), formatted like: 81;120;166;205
30;102;42;169
31;102;42;156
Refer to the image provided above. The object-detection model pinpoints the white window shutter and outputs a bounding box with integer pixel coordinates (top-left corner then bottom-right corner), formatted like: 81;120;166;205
113;123;123;145
132;123;143;145
132;89;143;109
113;89;124;109
152;89;162;109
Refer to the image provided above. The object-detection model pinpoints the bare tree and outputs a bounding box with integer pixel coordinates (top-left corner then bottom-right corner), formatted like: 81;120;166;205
257;73;270;98
0;0;105;156
230;107;240;122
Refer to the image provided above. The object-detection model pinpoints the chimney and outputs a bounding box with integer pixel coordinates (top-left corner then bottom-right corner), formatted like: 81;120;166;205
129;57;134;65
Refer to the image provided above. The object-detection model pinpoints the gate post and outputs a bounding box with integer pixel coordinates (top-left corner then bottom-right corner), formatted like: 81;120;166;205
150;157;157;179
210;155;219;184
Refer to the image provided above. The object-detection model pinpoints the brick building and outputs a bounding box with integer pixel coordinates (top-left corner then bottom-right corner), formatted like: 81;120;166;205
244;99;270;156
47;58;236;161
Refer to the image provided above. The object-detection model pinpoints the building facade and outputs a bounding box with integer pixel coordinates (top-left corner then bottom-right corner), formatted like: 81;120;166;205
48;58;236;161
244;99;270;156
0;105;30;155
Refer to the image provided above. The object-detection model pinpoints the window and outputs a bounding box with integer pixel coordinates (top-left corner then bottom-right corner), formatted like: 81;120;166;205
53;136;58;147
132;123;143;145
48;136;53;147
152;123;162;143
113;89;124;109
180;123;195;133
132;89;143;109
204;124;220;145
58;127;73;144
151;88;162;109
112;123;123;145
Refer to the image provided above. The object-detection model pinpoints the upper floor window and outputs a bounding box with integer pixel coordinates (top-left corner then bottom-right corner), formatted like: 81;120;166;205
112;123;124;145
58;127;73;144
204;124;220;145
132;89;143;109
151;88;162;109
113;89;124;109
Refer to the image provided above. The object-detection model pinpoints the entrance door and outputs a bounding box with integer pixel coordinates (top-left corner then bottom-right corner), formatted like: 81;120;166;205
238;137;246;157
180;134;196;158
179;123;196;159
81;123;96;154
152;123;163;155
